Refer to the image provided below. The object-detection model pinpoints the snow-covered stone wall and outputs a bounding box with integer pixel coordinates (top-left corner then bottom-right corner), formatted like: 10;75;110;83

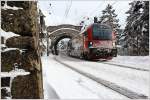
1;1;43;99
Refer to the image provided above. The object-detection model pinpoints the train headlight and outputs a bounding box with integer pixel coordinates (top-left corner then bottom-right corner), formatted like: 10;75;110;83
90;42;93;45
113;42;115;47
88;41;93;48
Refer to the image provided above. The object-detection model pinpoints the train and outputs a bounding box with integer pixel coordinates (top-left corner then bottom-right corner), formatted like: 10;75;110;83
67;23;117;60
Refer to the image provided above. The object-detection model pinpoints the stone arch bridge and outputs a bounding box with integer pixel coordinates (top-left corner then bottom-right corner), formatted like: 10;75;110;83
47;24;82;55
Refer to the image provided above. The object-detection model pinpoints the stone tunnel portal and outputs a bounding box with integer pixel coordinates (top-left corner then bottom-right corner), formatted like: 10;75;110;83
47;25;82;55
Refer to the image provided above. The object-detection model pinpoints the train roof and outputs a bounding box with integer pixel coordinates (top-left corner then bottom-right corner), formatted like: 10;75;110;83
80;23;112;34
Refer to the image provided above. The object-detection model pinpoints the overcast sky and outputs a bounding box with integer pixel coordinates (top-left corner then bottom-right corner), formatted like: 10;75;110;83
38;0;131;29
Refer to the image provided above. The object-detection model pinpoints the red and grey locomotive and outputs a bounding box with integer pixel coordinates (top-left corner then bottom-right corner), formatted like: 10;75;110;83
67;23;117;60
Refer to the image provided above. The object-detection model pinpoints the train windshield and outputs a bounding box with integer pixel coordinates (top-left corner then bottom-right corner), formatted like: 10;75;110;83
92;24;112;40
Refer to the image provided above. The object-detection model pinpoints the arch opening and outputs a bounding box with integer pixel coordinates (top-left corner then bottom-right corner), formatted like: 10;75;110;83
52;35;72;55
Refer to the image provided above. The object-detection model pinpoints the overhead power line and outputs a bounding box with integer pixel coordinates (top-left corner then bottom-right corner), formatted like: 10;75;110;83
65;0;72;18
88;1;105;16
62;0;72;23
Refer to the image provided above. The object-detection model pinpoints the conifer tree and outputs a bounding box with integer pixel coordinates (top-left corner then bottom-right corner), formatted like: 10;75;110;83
99;4;120;44
123;1;149;55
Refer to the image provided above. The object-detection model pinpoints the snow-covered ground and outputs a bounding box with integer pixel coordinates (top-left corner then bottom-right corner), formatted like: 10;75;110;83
42;55;130;99
108;56;150;71
55;54;149;98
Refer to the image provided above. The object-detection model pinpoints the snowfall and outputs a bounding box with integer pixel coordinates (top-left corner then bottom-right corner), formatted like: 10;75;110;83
42;53;150;99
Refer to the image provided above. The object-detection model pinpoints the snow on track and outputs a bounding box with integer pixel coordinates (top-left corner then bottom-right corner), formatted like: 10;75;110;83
55;56;148;99
109;56;150;71
100;62;149;71
42;55;129;99
56;54;149;98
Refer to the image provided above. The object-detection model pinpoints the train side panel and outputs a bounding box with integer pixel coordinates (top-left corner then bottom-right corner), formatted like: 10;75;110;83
67;35;83;57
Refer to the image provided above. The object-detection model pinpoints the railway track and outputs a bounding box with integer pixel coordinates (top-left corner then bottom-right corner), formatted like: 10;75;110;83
54;57;148;99
99;61;149;72
60;54;149;72
61;53;149;72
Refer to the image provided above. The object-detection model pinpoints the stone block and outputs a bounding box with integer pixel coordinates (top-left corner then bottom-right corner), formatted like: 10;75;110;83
1;88;11;99
1;9;33;36
1;50;21;72
6;36;35;49
1;77;10;87
1;49;40;72
11;73;39;99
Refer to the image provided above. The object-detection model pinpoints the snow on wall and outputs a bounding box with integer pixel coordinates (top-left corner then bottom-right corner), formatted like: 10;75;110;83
1;1;23;10
1;68;30;99
1;29;20;39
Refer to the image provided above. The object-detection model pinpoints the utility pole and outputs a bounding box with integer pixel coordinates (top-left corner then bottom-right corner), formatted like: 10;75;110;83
94;17;98;23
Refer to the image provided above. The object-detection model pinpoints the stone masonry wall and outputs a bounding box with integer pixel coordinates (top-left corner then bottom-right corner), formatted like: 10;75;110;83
1;1;43;99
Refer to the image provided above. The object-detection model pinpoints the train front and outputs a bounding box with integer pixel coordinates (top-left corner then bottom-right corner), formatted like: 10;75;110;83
88;23;117;60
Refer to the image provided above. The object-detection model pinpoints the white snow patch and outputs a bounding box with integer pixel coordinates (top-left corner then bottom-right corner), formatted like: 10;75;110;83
1;29;19;39
2;1;23;10
1;64;30;78
1;68;30;99
42;55;128;99
1;48;27;55
1;48;18;52
56;55;150;97
1;87;11;99
1;69;30;78
1;87;11;92
142;26;147;32
9;14;13;15
1;44;6;47
110;56;150;70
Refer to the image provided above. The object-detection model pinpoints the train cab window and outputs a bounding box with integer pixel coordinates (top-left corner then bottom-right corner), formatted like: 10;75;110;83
93;25;112;40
